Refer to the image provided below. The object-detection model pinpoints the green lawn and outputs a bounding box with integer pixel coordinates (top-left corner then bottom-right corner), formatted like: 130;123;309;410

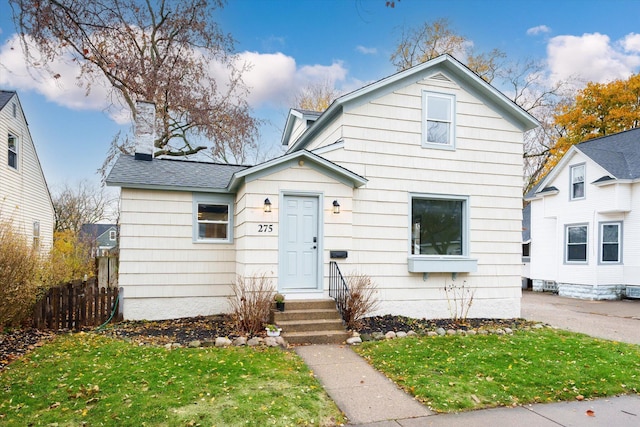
354;328;640;413
0;333;343;426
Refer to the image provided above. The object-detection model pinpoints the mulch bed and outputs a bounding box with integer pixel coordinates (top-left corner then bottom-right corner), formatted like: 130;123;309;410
1;315;536;371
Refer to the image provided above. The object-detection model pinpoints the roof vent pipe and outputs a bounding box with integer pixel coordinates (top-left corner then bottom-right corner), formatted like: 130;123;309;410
134;101;155;161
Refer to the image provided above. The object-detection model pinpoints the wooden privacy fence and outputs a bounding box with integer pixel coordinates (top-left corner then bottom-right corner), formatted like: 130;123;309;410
32;278;122;331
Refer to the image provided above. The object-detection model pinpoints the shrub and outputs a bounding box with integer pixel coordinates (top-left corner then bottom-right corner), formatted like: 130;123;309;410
228;273;275;336
342;273;380;330
0;220;43;327
42;230;94;285
443;279;475;324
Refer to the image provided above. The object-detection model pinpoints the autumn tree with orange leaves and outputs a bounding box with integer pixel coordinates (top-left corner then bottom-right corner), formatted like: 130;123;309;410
545;74;640;176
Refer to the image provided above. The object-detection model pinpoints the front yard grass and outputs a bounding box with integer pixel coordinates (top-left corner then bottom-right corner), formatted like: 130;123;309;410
0;333;343;426
354;328;640;413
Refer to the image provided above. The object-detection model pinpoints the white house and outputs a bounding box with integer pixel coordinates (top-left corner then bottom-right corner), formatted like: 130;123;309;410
0;91;54;253
106;55;539;321
525;127;640;300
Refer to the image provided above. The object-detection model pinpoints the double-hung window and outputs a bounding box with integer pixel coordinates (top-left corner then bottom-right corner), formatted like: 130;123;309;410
570;164;585;200
565;224;587;263
33;221;40;249
600;222;621;264
8;133;17;169
193;194;234;243
422;91;455;149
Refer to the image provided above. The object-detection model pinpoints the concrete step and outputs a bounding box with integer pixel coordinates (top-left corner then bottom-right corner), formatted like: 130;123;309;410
272;299;336;311
273;308;341;322
277;318;345;333
283;330;350;345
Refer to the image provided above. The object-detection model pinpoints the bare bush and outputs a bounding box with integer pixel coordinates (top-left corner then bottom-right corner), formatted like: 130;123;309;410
228;273;275;336
0;220;43;327
444;280;475;324
343;273;380;330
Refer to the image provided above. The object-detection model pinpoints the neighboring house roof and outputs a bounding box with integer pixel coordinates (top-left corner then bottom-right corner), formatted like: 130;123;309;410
0;90;15;110
525;127;640;200
576;127;640;180
106;155;249;192
287;54;540;153
281;108;322;146
80;224;116;240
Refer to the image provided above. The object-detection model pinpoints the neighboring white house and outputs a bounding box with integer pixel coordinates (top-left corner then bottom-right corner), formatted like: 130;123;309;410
106;54;539;321
0;90;54;253
525;127;640;300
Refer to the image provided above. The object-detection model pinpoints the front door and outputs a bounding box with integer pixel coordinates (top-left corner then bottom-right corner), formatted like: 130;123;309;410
280;195;319;291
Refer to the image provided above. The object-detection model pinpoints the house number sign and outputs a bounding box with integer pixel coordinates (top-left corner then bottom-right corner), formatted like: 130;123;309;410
258;224;274;233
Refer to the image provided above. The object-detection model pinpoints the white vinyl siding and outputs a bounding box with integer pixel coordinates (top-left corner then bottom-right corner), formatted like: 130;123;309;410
422;91;455;149
0;93;55;254
599;222;621;264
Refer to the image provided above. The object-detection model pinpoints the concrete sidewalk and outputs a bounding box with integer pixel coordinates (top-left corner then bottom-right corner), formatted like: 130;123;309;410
295;344;640;426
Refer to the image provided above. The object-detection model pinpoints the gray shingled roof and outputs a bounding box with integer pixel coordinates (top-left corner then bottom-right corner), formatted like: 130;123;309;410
577;127;640;180
0;90;16;110
106;155;249;191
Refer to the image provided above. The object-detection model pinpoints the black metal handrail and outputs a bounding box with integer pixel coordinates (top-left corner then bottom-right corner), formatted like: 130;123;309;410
329;261;350;323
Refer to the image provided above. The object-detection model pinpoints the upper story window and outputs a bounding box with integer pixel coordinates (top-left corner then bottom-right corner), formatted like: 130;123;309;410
422;91;455;149
193;193;234;243
12;103;17;118
411;195;468;256
570;164;585;200
600;222;622;264
109;230;116;241
8;133;17;169
565;224;587;263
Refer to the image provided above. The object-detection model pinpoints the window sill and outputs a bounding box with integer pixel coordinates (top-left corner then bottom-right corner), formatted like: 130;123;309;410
408;256;478;273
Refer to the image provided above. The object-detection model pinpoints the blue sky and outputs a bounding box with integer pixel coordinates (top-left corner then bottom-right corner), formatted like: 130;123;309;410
1;0;640;193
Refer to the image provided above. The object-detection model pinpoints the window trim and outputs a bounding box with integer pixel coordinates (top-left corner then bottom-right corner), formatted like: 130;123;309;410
599;221;622;264
570;163;585;200
192;193;234;243
407;193;476;273
8;133;18;170
109;229;116;241
422;91;456;150
564;223;588;264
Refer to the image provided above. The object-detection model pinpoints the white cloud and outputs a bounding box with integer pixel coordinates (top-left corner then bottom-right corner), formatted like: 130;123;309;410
0;33;124;121
527;25;551;36
621;33;640;53
235;51;350;108
356;45;377;55
546;32;640;86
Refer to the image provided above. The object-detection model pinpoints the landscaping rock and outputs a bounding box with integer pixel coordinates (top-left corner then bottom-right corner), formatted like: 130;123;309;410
247;337;262;347
233;337;247;346
188;340;201;348
264;337;279;347
407;330;417;337
495;329;505;335
347;336;362;345
478;330;489;335
504;327;513;335
534;323;544;329
215;337;232;347
446;329;456;336
396;331;408;338
467;330;477;336
372;332;385;341
360;333;372;342
275;337;288;348
385;331;396;339
436;327;446;336
164;343;172;350
427;331;438;337
456;330;466;336
201;339;216;347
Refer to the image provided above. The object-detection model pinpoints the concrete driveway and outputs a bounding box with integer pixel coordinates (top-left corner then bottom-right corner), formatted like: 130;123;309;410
521;290;640;345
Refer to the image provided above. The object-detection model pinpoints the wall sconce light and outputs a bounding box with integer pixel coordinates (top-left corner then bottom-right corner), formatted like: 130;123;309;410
264;198;272;213
332;200;340;214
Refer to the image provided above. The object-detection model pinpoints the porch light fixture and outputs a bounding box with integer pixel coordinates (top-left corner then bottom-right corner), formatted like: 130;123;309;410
332;200;340;214
264;198;272;213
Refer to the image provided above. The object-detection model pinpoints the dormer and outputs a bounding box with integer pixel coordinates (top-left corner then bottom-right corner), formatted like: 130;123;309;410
281;108;321;147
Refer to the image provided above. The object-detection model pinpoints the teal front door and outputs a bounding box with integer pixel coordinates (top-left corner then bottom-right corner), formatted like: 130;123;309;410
280;195;319;290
